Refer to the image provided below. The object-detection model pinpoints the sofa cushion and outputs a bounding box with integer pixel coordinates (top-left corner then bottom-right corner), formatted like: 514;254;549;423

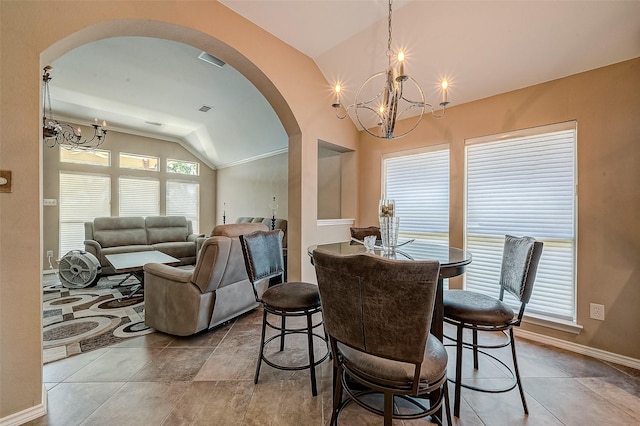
235;217;255;224
152;241;197;260
213;223;268;238
93;217;147;248
146;216;189;244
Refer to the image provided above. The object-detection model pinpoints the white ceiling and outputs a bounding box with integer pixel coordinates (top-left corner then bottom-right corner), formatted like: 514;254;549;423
49;1;640;169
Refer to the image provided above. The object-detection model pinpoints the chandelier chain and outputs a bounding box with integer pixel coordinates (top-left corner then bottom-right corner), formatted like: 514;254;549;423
387;0;394;65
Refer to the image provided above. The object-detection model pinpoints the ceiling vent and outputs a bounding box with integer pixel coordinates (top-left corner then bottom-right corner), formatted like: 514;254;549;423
198;105;212;113
197;52;225;68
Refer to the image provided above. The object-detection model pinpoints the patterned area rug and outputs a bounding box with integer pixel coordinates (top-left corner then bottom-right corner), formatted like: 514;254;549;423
42;272;155;364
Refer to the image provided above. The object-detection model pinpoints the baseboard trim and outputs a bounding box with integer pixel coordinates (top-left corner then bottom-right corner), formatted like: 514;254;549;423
516;328;640;371
0;386;47;426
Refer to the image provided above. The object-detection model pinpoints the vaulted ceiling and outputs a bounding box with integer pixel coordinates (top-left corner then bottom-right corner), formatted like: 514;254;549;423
48;1;640;169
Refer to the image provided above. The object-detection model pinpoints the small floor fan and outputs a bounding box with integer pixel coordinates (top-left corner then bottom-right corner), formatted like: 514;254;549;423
58;250;102;288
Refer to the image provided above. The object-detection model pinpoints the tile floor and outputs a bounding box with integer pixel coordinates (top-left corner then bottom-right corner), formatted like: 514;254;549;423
30;308;640;426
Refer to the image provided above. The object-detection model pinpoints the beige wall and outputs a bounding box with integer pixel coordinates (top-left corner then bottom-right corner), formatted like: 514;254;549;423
4;0;635;421
215;152;288;230
317;147;342;219
42;128;216;269
358;58;640;360
0;0;358;420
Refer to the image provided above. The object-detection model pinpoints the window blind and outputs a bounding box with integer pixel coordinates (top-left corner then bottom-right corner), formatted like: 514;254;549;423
383;147;449;245
465;124;576;321
59;172;111;255
166;180;200;233
119;176;160;217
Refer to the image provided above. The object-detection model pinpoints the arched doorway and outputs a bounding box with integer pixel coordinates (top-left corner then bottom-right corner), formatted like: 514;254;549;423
40;23;297;359
2;4;358;416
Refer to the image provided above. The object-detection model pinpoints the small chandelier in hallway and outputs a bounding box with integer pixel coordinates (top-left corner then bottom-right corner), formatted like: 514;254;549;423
42;66;108;150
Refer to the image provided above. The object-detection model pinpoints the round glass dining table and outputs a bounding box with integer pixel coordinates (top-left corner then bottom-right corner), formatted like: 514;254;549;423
308;240;472;341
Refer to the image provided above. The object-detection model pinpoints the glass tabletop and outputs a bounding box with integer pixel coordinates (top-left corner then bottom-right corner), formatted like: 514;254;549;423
309;240;471;269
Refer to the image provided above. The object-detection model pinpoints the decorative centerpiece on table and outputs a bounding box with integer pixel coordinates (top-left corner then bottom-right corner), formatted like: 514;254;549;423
379;199;395;218
378;198;399;253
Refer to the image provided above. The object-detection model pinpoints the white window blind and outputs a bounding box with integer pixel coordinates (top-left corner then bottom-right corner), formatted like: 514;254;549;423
383;146;449;245
119;176;160;217
167;180;200;233
465;123;576;321
59;172;111;255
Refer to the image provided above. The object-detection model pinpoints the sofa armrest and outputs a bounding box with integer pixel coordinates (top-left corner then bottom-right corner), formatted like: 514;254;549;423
188;233;205;243
83;239;102;258
144;263;193;283
195;236;208;260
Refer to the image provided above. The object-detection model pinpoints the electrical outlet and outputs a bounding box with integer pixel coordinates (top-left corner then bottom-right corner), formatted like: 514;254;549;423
46;250;54;258
590;303;605;321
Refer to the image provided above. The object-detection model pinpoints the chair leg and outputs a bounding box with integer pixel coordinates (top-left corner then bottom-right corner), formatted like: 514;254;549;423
331;365;343;426
472;328;480;369
510;328;529;414
307;312;318;396
383;391;393;426
322;316;331;360
443;379;452;426
279;313;286;351
255;309;268;384
454;324;464;418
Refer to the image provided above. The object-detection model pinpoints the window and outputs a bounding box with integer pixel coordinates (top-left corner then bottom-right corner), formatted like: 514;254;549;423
166;180;200;233
167;159;199;176
465;122;576;322
383;145;450;245
119;177;160;217
60;148;110;166
119;152;159;171
59;172;110;255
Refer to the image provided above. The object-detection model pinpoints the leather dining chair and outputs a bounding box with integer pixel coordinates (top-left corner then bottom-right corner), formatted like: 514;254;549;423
239;229;329;396
443;235;543;417
349;226;381;244
313;248;451;426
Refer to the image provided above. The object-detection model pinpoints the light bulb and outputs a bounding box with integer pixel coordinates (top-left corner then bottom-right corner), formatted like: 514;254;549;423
397;51;406;79
441;80;449;104
333;83;341;107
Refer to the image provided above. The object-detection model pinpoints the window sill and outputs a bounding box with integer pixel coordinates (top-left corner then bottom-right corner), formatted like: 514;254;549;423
317;218;354;227
521;312;583;334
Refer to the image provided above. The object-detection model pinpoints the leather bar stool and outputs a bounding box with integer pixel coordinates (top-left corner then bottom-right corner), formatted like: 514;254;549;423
239;229;329;396
443;235;543;417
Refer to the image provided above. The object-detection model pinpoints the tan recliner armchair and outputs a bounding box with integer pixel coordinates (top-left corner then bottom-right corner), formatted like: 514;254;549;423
143;223;269;336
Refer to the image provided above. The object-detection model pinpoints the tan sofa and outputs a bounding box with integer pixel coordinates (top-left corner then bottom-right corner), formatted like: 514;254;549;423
84;216;203;275
143;223;269;336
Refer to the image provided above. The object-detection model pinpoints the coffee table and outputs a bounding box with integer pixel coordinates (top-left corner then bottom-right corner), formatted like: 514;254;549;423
105;250;180;299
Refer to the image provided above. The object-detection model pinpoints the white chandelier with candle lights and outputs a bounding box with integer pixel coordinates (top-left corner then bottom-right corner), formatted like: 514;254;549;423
42;66;108;150
332;0;449;140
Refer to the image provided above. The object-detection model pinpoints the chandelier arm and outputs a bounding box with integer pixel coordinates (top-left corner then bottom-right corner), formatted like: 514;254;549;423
431;106;447;119
355;71;389;106
334;106;351;120
355;104;385;121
